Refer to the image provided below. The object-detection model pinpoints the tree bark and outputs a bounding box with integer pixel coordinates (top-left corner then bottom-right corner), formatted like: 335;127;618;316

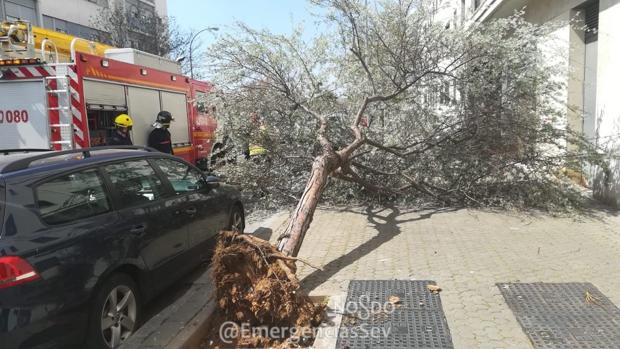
277;152;340;256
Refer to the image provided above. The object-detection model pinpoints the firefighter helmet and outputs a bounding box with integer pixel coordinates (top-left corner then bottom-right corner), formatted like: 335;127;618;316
156;110;174;125
114;114;133;129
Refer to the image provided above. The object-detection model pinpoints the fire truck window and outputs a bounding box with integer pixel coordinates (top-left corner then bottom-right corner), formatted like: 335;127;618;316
195;91;208;113
196;101;207;113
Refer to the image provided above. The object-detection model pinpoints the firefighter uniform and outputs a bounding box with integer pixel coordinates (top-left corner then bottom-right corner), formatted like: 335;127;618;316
107;131;133;146
148;111;174;154
148;128;174;154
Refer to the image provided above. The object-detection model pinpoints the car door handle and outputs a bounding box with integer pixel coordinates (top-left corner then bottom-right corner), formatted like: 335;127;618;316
129;225;146;235
185;207;197;216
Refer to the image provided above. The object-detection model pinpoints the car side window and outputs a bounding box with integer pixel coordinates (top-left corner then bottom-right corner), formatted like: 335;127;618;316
103;160;165;209
36;169;110;225
153;158;206;194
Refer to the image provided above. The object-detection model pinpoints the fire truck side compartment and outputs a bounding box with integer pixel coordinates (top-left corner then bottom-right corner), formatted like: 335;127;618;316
83;80;126;107
0;80;50;149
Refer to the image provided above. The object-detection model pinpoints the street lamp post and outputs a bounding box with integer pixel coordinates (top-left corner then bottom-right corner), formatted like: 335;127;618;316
189;27;219;79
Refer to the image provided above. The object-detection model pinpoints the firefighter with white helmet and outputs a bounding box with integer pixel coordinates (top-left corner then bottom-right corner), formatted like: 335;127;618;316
107;114;133;146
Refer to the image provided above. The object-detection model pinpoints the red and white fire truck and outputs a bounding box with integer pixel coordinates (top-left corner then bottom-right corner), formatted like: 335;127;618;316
0;20;217;167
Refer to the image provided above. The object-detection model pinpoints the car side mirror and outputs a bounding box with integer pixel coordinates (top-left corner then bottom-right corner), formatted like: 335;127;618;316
205;175;220;188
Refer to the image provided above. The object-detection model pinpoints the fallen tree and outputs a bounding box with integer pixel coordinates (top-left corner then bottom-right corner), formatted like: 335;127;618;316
208;0;604;257
204;0;606;345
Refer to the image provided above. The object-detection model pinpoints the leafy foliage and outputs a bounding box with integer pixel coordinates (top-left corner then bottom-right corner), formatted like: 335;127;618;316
206;0;606;212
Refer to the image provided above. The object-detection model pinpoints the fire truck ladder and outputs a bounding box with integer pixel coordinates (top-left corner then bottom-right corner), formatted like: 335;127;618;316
0;20;35;59
45;64;75;150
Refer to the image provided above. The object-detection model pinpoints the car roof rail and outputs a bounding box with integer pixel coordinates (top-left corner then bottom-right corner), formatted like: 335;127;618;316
1;149;52;155
0;146;157;174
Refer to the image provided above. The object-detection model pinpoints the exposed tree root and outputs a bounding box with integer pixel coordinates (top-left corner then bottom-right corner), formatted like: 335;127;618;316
206;231;325;348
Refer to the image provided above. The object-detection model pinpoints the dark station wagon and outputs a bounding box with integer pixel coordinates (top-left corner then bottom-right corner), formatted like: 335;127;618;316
0;147;244;349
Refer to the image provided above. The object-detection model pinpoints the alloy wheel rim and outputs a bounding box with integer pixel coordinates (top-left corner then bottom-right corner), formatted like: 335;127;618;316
232;211;244;232
100;285;137;348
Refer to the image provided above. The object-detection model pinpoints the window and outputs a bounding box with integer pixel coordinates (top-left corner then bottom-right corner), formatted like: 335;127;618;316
584;0;599;43
103;160;165;208
195;91;209;114
42;16;67;33
5;1;37;24
37;170;110;225
153;159;206;194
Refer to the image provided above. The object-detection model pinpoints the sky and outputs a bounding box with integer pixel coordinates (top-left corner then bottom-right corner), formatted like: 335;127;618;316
168;0;325;48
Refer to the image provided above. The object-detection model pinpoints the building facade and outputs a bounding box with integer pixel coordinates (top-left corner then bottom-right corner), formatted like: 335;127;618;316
438;0;620;206
0;0;167;40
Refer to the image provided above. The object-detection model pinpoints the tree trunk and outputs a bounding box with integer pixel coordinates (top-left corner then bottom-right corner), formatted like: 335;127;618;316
277;153;340;256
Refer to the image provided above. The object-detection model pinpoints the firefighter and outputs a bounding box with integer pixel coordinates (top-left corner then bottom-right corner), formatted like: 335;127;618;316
148;110;174;154
248;113;268;159
107;114;134;146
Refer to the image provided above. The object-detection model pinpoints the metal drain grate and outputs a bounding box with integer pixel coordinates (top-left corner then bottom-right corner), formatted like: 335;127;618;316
336;280;454;349
498;282;620;348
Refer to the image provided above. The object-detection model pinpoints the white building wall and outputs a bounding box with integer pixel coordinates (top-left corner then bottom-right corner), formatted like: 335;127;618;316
154;0;166;18
595;0;620;145
516;0;620;206
592;0;620;206
443;0;620;206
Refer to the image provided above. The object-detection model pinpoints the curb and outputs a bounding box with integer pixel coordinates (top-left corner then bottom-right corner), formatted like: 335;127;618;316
119;269;216;349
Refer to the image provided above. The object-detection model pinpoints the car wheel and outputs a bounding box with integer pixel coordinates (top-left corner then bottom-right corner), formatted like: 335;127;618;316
87;273;140;349
228;206;245;232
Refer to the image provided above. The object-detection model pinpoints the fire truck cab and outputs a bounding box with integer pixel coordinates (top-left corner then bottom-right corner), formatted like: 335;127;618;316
0;20;217;168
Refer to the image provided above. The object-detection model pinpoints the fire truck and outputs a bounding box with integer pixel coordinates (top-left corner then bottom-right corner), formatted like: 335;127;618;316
0;20;217;168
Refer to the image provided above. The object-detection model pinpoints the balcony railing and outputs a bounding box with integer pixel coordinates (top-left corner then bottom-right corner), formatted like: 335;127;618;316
471;0;503;23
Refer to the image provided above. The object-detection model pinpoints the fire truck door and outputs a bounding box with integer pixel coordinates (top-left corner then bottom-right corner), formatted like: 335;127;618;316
0;80;50;149
127;86;161;147
160;91;190;145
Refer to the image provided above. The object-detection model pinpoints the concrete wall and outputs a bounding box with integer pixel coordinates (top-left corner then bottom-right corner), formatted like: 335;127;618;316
442;0;620;206
592;0;620;207
154;0;166;18
517;0;620;207
522;0;585;23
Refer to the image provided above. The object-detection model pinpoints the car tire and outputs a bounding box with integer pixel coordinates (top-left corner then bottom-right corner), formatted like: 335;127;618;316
228;205;245;233
86;273;141;349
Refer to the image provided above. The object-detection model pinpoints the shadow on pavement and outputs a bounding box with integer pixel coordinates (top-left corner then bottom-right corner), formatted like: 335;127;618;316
300;205;457;293
251;227;273;241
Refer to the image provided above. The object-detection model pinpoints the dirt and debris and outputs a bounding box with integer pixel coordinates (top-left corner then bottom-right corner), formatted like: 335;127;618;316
427;284;442;294
202;231;325;349
388;295;402;305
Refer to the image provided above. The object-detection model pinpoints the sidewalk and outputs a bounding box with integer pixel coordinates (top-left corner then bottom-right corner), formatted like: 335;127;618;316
266;207;620;349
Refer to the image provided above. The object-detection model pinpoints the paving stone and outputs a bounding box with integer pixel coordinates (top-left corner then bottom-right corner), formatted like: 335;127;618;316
294;207;620;348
